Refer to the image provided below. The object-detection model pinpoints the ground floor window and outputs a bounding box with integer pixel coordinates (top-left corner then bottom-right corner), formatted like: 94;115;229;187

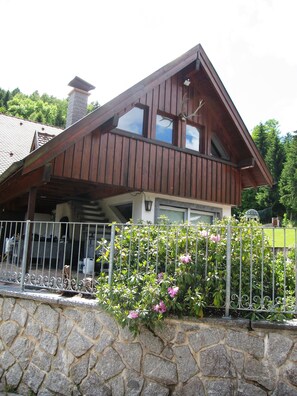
156;199;222;225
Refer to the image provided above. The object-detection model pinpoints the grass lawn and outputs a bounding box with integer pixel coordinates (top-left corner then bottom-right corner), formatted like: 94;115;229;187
264;227;297;248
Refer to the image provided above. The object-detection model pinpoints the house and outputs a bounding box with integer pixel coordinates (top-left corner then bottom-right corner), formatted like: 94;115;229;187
0;44;272;226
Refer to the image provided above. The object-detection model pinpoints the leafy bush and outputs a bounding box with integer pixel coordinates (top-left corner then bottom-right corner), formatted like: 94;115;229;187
96;217;296;334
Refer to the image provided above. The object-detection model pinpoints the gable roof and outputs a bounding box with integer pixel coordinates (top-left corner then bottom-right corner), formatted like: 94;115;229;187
18;44;272;187
0;44;273;213
0;114;62;175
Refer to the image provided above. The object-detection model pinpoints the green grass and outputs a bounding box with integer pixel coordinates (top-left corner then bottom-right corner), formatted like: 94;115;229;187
264;228;297;248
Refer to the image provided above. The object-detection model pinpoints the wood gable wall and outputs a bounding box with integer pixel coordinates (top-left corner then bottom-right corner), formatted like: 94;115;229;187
51;60;242;205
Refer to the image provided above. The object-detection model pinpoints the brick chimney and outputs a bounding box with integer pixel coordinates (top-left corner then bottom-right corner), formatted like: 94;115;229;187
66;76;95;128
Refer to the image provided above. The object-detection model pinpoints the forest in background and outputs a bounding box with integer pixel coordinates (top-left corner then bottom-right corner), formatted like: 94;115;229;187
0;87;99;128
0;87;296;224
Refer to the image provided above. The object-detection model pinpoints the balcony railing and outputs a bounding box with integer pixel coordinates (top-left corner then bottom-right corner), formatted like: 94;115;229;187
1;220;296;318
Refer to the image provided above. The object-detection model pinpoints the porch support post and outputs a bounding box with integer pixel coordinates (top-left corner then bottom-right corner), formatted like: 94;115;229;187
25;187;37;273
27;187;37;221
108;224;116;286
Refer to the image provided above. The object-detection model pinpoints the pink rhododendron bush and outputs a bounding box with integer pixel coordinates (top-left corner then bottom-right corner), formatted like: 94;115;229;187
96;217;296;335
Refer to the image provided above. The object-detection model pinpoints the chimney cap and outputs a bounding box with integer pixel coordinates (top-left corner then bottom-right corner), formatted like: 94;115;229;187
68;76;95;92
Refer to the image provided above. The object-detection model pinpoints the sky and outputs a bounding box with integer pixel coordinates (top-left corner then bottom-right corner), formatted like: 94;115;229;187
1;0;297;135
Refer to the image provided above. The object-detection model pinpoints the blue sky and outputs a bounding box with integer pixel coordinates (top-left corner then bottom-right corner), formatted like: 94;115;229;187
1;0;296;134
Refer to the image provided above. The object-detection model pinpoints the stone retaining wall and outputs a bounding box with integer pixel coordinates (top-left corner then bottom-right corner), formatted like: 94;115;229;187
0;287;297;395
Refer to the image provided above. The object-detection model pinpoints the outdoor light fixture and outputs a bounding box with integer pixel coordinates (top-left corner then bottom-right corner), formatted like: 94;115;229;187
145;200;153;212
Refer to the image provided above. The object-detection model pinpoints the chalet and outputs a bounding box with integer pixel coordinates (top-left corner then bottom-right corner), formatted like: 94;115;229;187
0;44;272;227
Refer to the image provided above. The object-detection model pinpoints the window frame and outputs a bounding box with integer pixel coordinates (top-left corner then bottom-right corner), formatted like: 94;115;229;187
185;122;201;152
155;112;177;145
116;104;148;137
155;198;222;224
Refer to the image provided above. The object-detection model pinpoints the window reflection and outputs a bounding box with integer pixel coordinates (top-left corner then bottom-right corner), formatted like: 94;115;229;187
186;125;200;151
117;107;144;135
156;114;173;144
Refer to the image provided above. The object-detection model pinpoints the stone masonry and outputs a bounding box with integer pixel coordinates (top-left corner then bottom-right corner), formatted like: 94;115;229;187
0;287;297;395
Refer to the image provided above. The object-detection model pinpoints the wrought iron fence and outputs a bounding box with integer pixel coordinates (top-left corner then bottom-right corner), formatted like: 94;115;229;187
0;220;296;318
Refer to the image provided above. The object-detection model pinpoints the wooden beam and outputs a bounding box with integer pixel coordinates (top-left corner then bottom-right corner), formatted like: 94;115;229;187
0;166;51;205
27;187;37;221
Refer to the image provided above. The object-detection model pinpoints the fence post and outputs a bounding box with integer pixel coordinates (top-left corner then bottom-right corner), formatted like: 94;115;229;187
20;220;30;291
224;222;232;318
108;224;116;286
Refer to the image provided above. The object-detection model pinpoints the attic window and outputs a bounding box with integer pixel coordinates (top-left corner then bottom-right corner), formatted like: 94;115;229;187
211;134;230;160
117;106;145;136
156;114;175;144
186;124;200;151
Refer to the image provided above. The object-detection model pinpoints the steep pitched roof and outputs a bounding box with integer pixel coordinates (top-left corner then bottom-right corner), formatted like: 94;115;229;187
19;44;272;187
0;114;62;175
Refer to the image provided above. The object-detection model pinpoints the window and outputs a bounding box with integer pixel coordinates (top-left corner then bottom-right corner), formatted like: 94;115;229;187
158;205;214;224
117;107;144;135
156;114;174;144
159;206;186;223
211;134;230;160
186;124;200;151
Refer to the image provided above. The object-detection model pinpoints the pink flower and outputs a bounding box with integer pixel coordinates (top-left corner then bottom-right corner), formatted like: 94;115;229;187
200;230;209;238
153;301;167;314
210;234;221;243
180;254;191;264
168;286;179;298
127;310;139;319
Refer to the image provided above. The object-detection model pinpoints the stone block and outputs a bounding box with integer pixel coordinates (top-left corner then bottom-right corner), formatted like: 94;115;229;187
200;345;235;378
205;379;234;396
70;355;89;385
142;380;170;396
188;327;224;352
179;376;205;396
115;341;142;372
0;321;19;346
173;345;199;383
125;369;145;395
23;363;45;393
226;329;264;358
40;330;58;355
44;371;74;396
243;355;276;390
143;354;178;385
238;380;267;395
138;327;163;354
66;328;93;358
35;304;59;332
11;302;28;327
267;333;293;366
80;371;111;396
95;347;125;381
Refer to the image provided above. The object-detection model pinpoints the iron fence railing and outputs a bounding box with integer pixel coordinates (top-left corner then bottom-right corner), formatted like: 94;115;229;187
0;220;297;318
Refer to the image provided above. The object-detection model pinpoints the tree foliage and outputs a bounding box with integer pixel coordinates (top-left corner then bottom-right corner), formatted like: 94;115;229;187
0;87;99;128
239;119;286;221
279;133;297;218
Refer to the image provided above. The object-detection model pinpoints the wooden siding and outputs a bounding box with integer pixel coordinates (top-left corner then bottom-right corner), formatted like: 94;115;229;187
52;132;241;205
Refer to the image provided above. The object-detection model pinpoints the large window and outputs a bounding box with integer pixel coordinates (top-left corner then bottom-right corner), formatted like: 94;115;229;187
117;107;145;135
156;199;222;225
156;114;174;144
186;124;200;151
158;205;215;225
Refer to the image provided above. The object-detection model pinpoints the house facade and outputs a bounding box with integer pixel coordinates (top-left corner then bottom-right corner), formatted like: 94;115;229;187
0;44;272;226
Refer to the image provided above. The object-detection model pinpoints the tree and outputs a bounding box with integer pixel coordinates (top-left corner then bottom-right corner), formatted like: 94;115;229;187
279;132;297;220
238;119;286;220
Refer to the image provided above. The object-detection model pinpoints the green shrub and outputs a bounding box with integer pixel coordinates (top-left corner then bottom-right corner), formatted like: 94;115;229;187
96;217;296;334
